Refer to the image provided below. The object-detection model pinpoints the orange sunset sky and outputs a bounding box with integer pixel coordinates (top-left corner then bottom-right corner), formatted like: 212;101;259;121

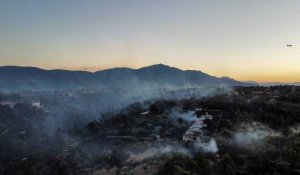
0;0;299;82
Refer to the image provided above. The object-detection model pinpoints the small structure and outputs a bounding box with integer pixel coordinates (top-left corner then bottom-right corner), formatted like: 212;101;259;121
183;113;214;144
31;101;41;108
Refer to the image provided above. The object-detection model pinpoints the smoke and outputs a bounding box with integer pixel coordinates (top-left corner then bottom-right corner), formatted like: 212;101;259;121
289;125;300;134
169;108;198;125
169;108;219;153
38;86;230;133
126;143;189;163
233;122;281;148
194;138;218;153
0;85;233;174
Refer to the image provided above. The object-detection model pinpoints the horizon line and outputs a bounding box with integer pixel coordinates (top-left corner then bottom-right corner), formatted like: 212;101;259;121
0;64;299;84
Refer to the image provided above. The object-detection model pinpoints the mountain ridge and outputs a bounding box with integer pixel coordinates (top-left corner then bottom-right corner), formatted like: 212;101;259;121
0;64;250;92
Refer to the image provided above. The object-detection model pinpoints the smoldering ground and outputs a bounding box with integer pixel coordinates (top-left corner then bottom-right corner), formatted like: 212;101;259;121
3;86;299;174
0;86;230;162
233;122;281;147
40;86;231;134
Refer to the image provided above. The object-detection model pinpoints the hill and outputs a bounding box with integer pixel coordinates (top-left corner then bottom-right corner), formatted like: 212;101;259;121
0;64;250;92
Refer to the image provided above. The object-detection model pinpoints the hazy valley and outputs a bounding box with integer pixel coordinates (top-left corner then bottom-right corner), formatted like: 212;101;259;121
0;65;299;175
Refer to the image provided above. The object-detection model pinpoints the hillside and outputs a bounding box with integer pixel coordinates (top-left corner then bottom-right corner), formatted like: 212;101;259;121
0;86;299;174
0;64;249;92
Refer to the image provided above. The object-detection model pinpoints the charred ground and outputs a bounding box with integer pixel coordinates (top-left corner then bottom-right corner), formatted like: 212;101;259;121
0;86;300;175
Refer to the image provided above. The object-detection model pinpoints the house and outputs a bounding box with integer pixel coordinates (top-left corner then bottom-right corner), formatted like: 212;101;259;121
183;113;213;144
31;101;41;108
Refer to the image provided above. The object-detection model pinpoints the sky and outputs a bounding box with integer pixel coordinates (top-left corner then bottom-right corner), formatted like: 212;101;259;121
0;0;299;82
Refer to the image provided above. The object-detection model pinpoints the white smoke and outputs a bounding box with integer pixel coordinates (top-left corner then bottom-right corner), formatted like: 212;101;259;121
169;108;199;125
169;108;219;153
126;143;189;163
194;138;218;153
233;122;281;148
289;125;300;134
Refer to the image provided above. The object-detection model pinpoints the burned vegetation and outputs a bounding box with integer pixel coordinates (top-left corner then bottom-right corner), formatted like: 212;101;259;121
0;86;300;175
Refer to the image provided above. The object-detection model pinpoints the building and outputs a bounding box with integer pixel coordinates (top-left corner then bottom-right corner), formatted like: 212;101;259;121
183;113;213;144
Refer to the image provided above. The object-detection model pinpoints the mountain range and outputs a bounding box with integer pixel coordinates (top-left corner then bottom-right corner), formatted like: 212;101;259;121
0;64;250;92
